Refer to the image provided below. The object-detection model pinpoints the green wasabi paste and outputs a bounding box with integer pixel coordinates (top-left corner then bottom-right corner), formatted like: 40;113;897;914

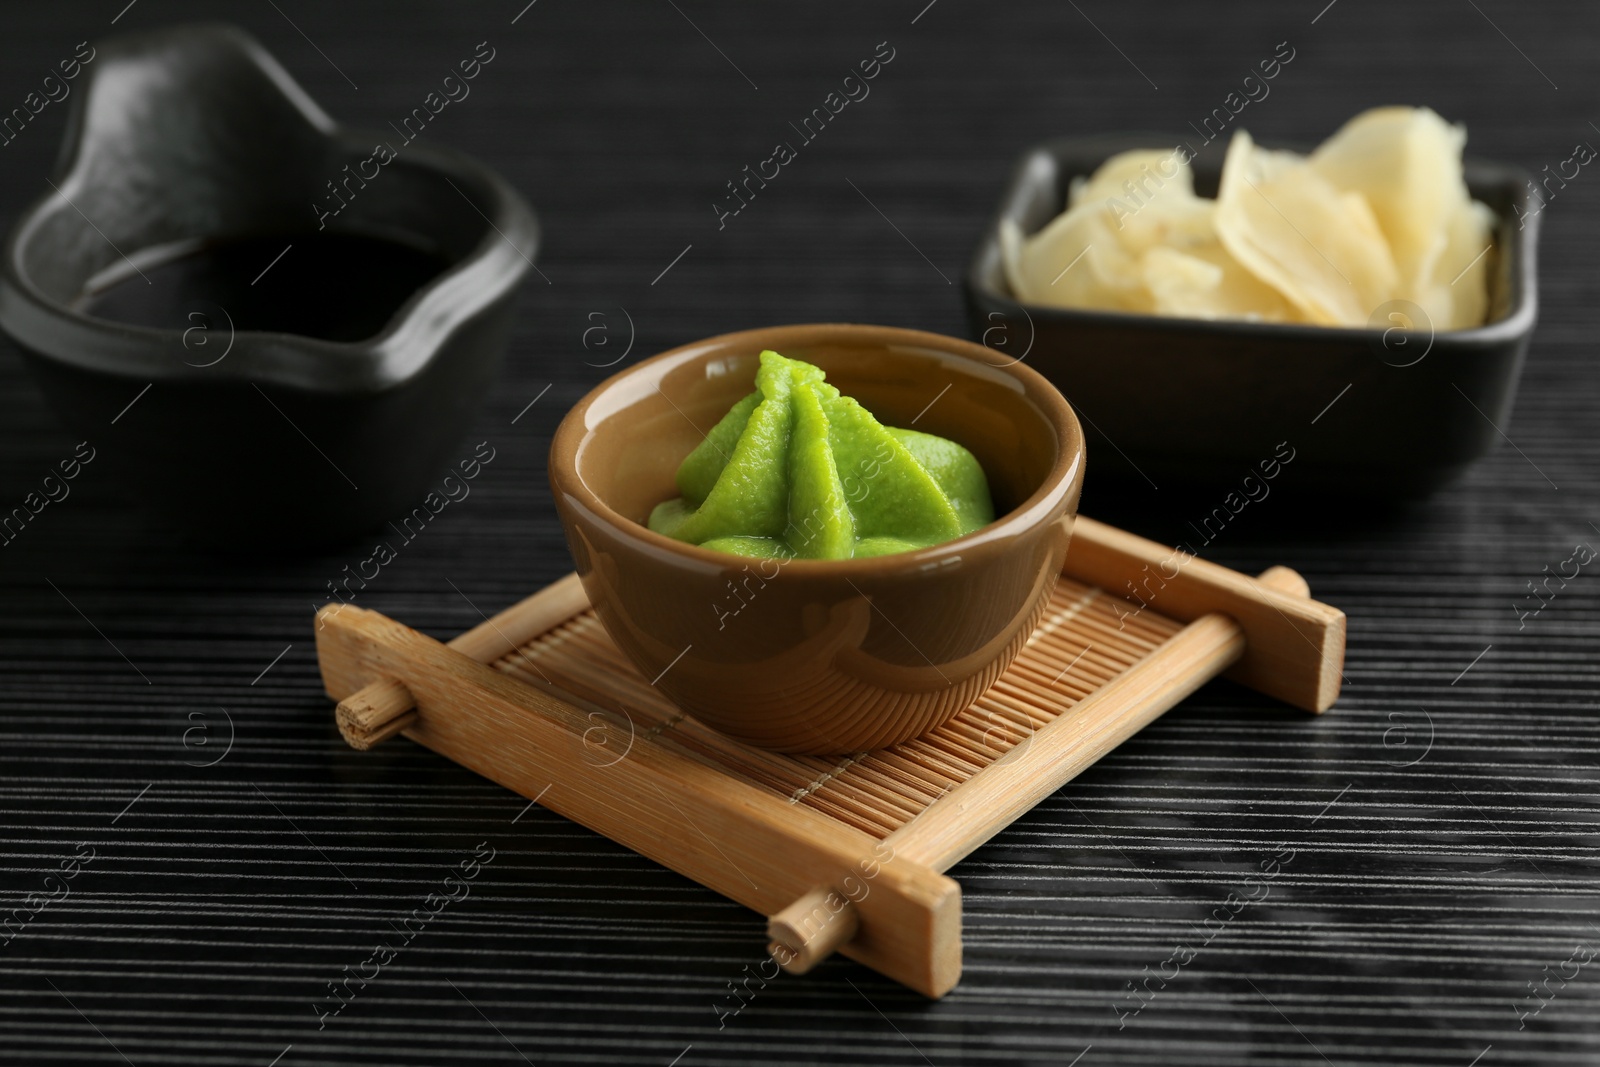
648;350;994;560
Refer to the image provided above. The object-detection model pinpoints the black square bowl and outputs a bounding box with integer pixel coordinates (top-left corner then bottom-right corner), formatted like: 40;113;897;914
963;133;1540;498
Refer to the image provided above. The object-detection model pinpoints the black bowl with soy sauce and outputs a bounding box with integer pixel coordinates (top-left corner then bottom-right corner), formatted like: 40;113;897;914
0;24;538;548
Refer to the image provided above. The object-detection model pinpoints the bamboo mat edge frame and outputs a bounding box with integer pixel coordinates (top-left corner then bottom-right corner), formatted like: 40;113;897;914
313;516;1345;997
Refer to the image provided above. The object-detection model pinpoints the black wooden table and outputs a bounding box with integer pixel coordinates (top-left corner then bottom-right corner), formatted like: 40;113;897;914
3;2;1597;1064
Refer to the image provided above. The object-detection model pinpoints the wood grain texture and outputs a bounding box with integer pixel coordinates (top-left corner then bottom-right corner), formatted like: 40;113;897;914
0;1;1598;1064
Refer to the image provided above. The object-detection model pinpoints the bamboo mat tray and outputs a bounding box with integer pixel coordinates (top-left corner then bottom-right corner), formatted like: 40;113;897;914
314;517;1345;997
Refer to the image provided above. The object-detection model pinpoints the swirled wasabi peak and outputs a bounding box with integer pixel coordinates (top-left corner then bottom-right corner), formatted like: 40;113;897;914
648;350;994;560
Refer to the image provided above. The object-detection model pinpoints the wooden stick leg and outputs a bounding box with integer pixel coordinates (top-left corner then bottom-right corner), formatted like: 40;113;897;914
320;573;590;750
336;678;417;750
1255;565;1310;599
767;887;861;975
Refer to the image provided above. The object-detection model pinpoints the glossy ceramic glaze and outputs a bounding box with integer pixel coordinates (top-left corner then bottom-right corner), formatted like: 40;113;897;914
964;133;1540;497
549;324;1085;754
0;24;538;547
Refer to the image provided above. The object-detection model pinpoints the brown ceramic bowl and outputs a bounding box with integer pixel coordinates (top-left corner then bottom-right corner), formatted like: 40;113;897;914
548;323;1085;754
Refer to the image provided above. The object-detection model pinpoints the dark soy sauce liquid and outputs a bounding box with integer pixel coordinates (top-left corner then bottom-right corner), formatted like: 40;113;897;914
77;232;452;343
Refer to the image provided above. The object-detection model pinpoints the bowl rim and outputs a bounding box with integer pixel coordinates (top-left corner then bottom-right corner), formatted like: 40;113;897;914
549;322;1086;576
964;131;1540;348
0;23;539;393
